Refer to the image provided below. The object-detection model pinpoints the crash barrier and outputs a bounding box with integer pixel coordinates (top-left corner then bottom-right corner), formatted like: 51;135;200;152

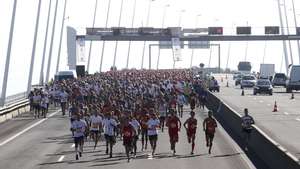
0;99;29;123
206;92;300;169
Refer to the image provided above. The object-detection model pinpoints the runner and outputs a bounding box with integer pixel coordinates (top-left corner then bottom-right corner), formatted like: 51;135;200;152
184;111;197;155
89;109;103;149
129;115;141;157
177;93;185;118
158;100;167;132
60;89;69;116
122;118;136;162
203;110;217;154
166;110;181;155
71;113;87;160
140;111;149;151
241;108;255;151
103;112;118;158
147;113;160;156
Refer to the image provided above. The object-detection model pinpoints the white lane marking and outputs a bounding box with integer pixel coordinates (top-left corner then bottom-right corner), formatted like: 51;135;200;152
58;155;65;162
147;154;154;160
267;104;271;106
71;144;75;148
259;100;264;103
296;118;300;122
284;112;289;115
0;110;60;146
253;98;257;100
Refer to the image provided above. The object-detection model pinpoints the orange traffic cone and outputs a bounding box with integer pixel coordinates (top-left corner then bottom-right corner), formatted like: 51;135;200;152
273;101;278;112
241;89;245;96
291;93;295;100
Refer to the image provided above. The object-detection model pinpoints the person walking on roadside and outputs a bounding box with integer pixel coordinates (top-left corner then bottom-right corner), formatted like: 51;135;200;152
203;110;217;154
241;108;255;151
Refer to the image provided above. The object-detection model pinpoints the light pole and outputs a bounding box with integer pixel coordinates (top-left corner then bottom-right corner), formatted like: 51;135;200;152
190;14;201;68
45;0;59;83
291;0;300;63
99;0;112;72
39;0;52;85
126;0;137;69
283;0;293;64
87;0;98;73
208;18;219;68
0;0;18;106
277;0;290;73
173;9;185;69
112;0;124;69
55;0;68;74
27;0;42;95
141;0;155;69
156;4;170;70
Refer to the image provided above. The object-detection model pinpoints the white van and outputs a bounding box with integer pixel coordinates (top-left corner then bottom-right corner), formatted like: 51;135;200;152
286;65;300;92
54;70;77;81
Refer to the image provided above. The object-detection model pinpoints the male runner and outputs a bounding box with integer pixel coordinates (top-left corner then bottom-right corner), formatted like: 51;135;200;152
241;108;255;151
203;111;217;154
122;118;136;162
147;113;160;156
90;110;102;149
130;115;141;157
184;111;197;155
103;112;118;158
71;113;87;160
166;110;181;155
140;111;149;151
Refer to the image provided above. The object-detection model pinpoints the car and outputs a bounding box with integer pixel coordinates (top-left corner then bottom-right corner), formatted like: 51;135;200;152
253;79;273;95
233;72;241;80
286;65;300;93
272;73;286;87
240;75;256;89
54;70;77;81
235;74;243;86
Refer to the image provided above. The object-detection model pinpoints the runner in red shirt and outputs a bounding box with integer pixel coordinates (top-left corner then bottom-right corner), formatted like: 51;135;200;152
122;118;136;162
139;112;149;151
203;110;217;154
184;111;197;155
166;110;181;155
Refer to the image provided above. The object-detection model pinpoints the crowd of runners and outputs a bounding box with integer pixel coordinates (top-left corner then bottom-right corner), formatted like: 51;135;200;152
28;69;254;162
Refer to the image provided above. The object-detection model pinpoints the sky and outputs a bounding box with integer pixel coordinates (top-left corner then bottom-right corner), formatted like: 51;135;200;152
0;0;300;96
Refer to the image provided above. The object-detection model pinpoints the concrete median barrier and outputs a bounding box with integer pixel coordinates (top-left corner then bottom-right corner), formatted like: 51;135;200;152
206;91;300;169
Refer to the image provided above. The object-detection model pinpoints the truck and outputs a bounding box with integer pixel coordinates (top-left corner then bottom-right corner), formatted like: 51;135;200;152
259;64;275;79
238;61;252;74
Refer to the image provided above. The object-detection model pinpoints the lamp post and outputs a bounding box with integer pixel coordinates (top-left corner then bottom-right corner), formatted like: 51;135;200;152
141;0;155;69
99;0;112;72
87;0;98;73
190;14;201;68
283;0;293;64
126;0;137;69
55;0;68;74
156;4;170;70
291;0;300;63
112;0;125;69
173;9;185;69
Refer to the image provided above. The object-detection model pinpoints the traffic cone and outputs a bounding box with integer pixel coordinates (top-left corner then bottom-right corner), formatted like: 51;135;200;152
291;93;295;100
226;81;229;87
241;89;245;96
272;101;278;112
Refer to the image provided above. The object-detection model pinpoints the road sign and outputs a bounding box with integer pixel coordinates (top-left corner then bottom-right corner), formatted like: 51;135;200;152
159;41;184;49
265;26;280;34
236;27;251;35
188;41;210;49
172;38;182;61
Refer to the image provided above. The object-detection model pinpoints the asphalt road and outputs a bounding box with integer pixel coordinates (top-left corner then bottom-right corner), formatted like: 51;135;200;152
214;74;300;160
0;106;255;169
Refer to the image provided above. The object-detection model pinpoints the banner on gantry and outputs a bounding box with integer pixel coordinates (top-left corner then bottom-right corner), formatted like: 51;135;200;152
172;37;182;61
76;37;85;64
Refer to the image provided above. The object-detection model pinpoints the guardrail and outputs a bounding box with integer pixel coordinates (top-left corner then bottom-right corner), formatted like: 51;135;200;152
0;99;29;123
206;91;300;169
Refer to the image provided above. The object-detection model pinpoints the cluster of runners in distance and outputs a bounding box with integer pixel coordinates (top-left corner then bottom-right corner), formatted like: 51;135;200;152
28;69;255;162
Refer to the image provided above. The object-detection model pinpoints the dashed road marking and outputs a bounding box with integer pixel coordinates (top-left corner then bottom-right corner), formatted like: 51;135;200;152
267;104;271;106
71;144;75;148
0;110;60;146
284;112;289;115
259;100;264;103
296;118;300;122
58;155;65;162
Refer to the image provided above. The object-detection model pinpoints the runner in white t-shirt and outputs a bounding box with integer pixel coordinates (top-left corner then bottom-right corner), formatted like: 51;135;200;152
71;114;87;160
90;111;102;149
130;115;141;157
147;113;160;156
102;113;118;158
